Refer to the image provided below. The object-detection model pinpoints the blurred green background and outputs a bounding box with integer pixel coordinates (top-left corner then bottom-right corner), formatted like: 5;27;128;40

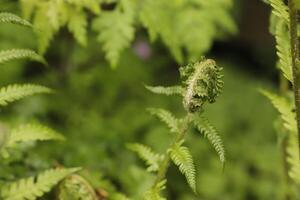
0;0;288;199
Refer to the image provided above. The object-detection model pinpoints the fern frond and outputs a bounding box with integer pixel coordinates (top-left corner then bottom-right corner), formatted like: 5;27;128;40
1;167;81;200
92;1;135;67
6;123;65;148
145;85;184;96
0;12;32;27
144;180;166;200
0;84;52;106
67;9;88;46
269;0;289;23
0;49;45;65
286;129;300;184
147;108;181;133
193;115;226;165
57;174;97;200
169;142;196;193
260;90;296;133
274;19;292;82
127;143;163;172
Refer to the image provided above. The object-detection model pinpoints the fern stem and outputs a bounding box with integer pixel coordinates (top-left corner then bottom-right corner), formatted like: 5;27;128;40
154;114;192;185
288;0;300;159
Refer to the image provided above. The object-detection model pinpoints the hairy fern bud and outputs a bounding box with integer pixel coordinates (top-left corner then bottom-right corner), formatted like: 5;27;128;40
180;59;223;113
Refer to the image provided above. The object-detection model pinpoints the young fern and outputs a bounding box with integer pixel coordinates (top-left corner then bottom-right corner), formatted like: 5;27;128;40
129;59;225;198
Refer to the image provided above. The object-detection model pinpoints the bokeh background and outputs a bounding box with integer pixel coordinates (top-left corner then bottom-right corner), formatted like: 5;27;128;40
0;0;287;199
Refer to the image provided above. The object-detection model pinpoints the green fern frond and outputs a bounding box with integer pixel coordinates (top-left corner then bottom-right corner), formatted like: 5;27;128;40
6;123;65;148
1;167;81;200
127;143;163;172
286;130;300;184
0;12;32;27
193;115;226;165
274;19;293;82
92;0;135;68
144;180;166;200
260;90;296;132
67;9;88;46
145;85;184;96
147;108;181;133
57;174;97;200
0;49;45;65
0;84;52;106
169;142;196;193
269;0;289;23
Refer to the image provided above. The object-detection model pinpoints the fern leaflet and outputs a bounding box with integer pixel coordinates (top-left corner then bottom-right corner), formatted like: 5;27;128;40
169;142;196;193
128;143;163;172
0;49;45;65
144;180;166;200
1;168;81;200
0;84;52;106
193;115;226;165
0;12;32;27
145;85;183;96
148;108;181;133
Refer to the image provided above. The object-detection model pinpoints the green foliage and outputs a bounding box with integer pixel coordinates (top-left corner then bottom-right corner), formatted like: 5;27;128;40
129;59;225;198
260;90;296;133
148;108;181;134
144;180;166;200
145;85;183;96
1;167;80;200
19;0;236;67
181;59;224;113
169;141;196;193
0;84;51;106
0;12;32;27
92;0;135;67
127;143;163;172
57;174;97;200
269;0;289;23
0;11;80;200
0;49;45;64
193;115;226;165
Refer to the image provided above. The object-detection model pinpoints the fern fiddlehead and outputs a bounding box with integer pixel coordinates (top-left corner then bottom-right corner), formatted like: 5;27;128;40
130;58;225;199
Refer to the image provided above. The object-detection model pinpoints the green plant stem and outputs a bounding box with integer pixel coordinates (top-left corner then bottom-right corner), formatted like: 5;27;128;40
288;0;300;158
154;114;192;185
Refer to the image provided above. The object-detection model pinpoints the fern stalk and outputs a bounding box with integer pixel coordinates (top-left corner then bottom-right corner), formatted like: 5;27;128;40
288;0;300;159
154;114;191;185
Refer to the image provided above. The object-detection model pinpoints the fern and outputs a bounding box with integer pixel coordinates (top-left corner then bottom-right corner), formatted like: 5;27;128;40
1;168;81;200
144;180;167;200
6;123;65;148
0;12;32;27
130;59;225;197
145;85;184;96
92;0;135;67
128;143;163;172
0;84;52;106
57;174;97;200
269;0;289;23
169;141;196;193
148;108;181;133
67;8;88;46
274;18;292;82
260;90;296;133
193;115;226;165
0;49;45;64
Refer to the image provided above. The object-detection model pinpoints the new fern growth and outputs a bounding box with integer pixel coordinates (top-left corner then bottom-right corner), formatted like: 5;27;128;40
129;59;225;198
